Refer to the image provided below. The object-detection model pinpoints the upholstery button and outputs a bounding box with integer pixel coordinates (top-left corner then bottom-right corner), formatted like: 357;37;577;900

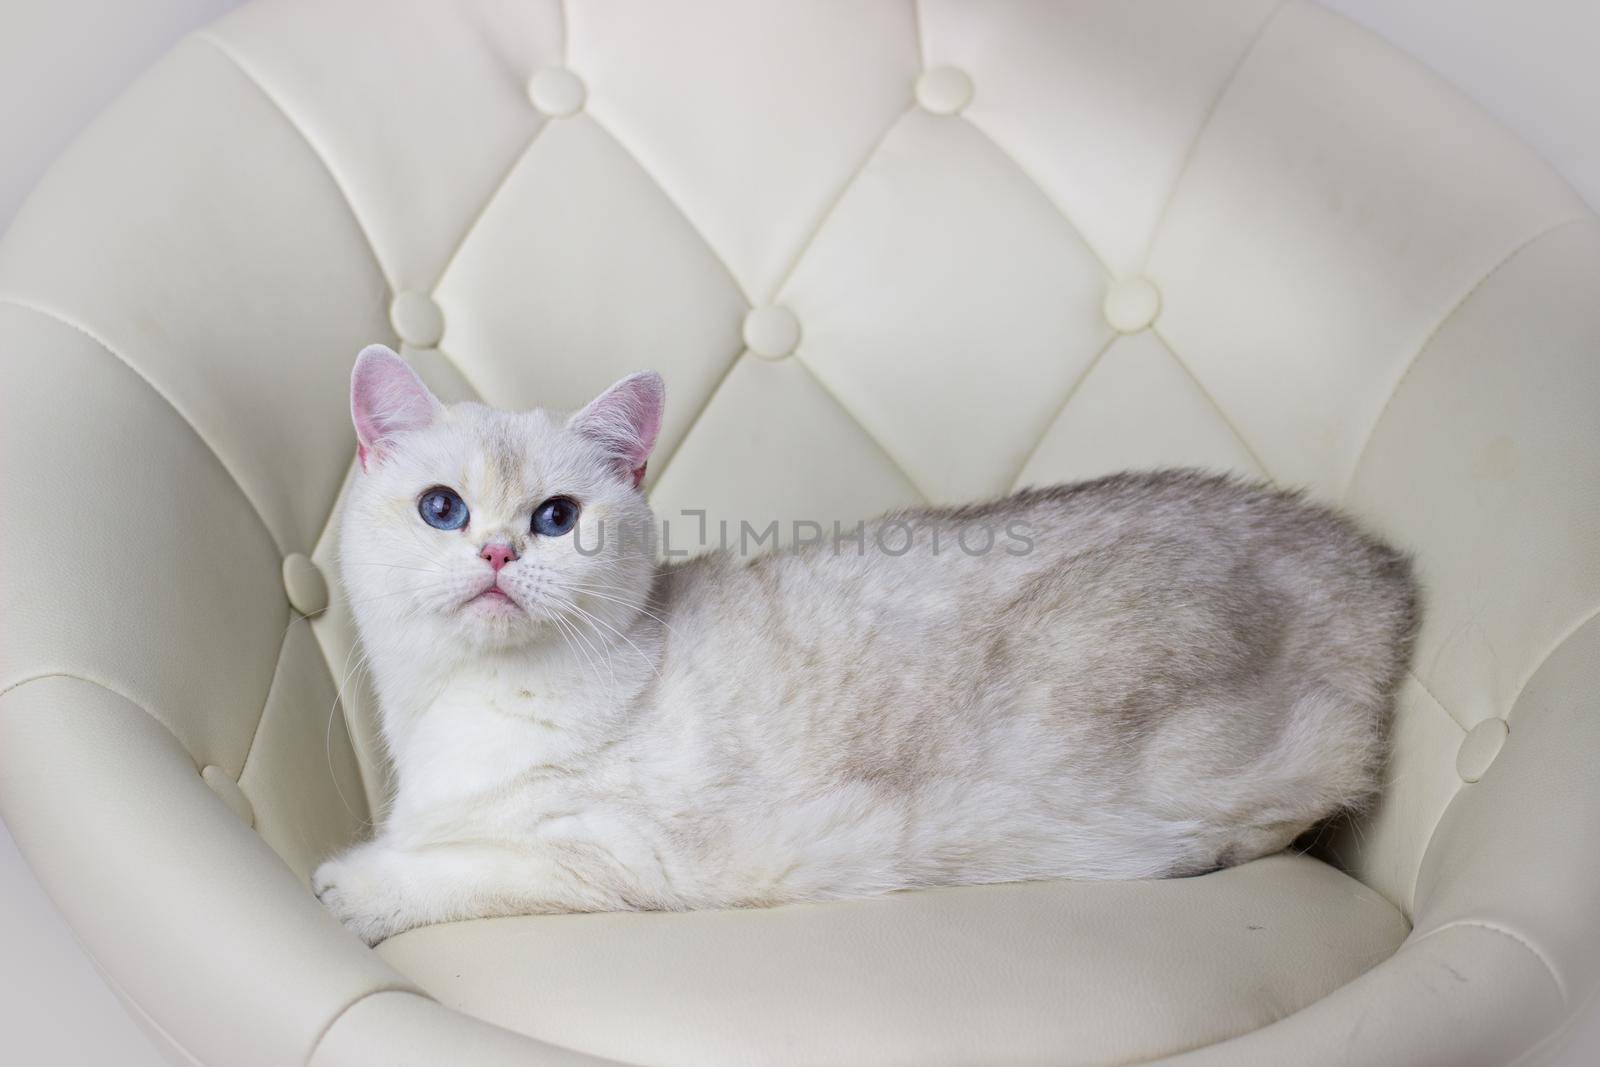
743;306;801;360
389;291;444;348
1103;277;1162;333
527;68;586;117
201;766;255;828
282;553;329;616
1456;717;1509;783
915;66;974;115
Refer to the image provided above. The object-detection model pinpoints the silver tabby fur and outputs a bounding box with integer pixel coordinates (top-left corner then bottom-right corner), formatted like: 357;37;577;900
315;352;1419;944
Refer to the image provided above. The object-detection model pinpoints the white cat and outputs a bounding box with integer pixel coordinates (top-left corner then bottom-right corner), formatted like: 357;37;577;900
313;345;1417;945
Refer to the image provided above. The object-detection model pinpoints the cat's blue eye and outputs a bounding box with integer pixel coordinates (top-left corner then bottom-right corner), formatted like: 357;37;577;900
532;496;580;537
418;487;469;531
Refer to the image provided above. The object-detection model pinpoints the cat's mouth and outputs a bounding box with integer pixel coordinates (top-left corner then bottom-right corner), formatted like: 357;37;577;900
467;584;522;612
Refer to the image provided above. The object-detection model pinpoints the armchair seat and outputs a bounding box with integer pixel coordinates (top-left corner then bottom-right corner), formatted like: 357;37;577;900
377;853;1406;1067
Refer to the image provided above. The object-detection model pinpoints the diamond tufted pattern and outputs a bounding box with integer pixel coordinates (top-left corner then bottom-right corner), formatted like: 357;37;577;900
1;2;1598;1065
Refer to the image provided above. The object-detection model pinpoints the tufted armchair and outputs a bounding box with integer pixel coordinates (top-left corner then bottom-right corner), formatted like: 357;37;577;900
2;1;1598;1064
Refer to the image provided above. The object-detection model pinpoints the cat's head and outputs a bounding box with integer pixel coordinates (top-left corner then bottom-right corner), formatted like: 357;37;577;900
340;345;661;655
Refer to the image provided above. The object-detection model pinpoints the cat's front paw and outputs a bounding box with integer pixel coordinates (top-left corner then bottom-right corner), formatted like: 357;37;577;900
312;850;410;946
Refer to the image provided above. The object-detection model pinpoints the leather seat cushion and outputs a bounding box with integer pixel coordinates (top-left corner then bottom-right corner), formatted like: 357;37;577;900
376;852;1407;1066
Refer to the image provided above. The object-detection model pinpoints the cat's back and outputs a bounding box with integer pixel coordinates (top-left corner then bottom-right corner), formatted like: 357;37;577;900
653;471;1416;755
660;469;1413;633
628;471;1418;885
644;471;1414;764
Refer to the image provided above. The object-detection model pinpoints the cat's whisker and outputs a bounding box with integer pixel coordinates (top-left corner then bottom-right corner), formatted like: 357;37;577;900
338;544;446;571
340;579;464;610
544;592;632;691
325;636;380;831
560;598;664;684
549;612;616;696
567;584;682;636
556;592;623;684
343;561;446;574
568;575;667;600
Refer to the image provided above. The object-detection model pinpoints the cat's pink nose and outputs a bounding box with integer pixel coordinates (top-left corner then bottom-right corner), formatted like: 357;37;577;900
479;543;518;572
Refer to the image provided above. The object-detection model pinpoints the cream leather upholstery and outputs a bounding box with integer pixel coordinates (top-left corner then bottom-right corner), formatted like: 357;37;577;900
1;1;1596;1064
375;854;1407;1066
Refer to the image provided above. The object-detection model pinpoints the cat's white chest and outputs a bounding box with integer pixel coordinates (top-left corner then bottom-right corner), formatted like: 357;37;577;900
387;660;599;834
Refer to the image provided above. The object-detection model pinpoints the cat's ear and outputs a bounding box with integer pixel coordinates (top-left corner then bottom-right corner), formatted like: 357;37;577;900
351;345;440;471
567;372;665;489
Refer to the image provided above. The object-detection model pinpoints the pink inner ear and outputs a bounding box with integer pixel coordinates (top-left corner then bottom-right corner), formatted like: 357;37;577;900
569;372;665;486
351;346;438;466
